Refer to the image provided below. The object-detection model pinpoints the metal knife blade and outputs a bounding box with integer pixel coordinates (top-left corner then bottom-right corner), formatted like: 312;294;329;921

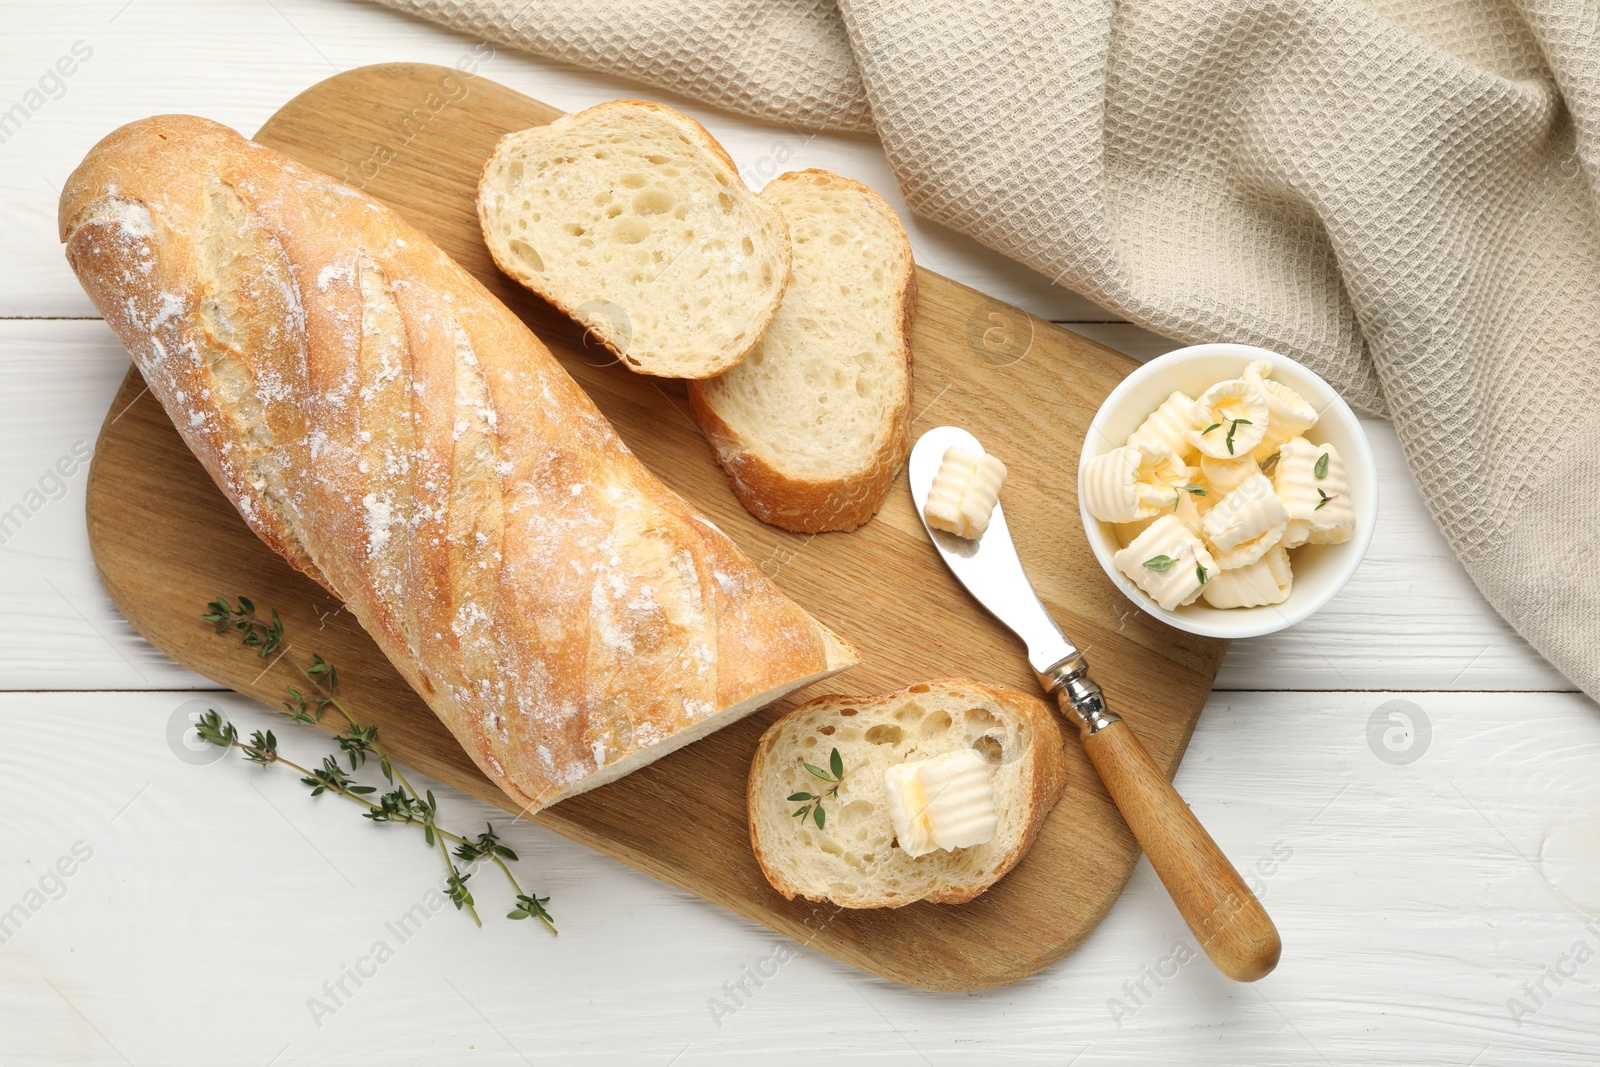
908;426;1078;677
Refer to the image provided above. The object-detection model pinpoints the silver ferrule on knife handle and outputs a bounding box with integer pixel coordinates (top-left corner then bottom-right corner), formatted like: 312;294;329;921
1037;653;1121;735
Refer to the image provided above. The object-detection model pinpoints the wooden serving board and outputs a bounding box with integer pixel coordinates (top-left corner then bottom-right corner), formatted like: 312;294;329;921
83;64;1226;990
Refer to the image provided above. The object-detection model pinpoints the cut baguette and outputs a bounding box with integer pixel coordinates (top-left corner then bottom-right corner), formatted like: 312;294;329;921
60;114;856;815
477;100;790;379
748;678;1067;908
689;169;915;532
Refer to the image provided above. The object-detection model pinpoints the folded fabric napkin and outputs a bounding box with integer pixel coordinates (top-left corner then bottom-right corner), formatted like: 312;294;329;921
377;0;1600;701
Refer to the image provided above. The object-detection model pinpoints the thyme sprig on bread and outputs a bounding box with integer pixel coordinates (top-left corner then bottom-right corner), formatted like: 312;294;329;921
789;746;847;829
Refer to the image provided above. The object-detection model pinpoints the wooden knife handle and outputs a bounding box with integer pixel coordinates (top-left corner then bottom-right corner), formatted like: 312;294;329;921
1043;656;1281;982
1080;716;1282;981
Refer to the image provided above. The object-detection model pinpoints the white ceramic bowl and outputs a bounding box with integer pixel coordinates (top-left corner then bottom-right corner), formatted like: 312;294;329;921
1078;343;1377;639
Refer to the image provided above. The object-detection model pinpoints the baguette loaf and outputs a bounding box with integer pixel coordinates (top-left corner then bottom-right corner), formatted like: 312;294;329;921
748;679;1067;907
688;170;915;533
477;100;790;379
61;115;855;813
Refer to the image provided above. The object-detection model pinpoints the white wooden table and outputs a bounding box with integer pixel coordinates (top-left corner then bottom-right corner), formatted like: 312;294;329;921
3;3;1597;1064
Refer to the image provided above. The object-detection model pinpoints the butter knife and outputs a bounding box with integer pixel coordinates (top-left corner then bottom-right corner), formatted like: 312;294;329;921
909;426;1281;982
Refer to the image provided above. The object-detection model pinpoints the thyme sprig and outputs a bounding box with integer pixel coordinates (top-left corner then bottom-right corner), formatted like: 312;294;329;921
790;747;847;829
1138;555;1205;584
1224;418;1252;455
1199;417;1253;454
454;824;557;932
196;597;555;934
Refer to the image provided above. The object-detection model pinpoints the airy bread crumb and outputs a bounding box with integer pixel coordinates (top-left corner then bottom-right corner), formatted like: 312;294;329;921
477;100;790;379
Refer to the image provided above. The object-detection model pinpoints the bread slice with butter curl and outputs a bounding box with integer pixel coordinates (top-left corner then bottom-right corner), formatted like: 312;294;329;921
748;679;1067;908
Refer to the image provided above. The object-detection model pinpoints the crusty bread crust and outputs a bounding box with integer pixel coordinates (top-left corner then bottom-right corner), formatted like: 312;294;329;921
688;169;916;533
747;678;1067;908
60;115;855;814
477;100;790;380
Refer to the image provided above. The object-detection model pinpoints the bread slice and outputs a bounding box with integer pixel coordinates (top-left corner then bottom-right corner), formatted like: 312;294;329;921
477;100;790;379
688;170;915;532
748;678;1067;907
